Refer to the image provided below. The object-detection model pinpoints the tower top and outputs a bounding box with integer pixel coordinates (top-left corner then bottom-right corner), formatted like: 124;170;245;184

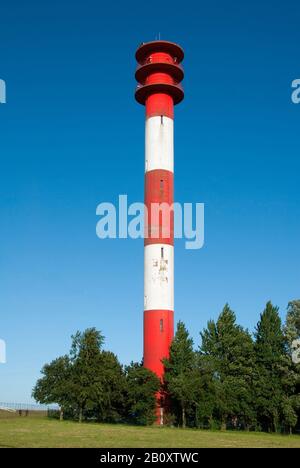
135;40;184;64
135;40;184;106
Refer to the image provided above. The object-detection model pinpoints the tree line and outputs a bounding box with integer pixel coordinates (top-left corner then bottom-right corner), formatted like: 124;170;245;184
33;300;300;432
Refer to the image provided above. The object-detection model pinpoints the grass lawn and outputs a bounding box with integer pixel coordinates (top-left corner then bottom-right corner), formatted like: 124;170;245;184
0;417;300;448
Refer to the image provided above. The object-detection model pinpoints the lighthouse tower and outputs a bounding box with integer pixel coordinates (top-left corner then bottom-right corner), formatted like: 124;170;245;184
135;40;184;423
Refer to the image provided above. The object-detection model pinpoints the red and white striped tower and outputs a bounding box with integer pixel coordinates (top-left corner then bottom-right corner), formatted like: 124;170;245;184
135;41;184;423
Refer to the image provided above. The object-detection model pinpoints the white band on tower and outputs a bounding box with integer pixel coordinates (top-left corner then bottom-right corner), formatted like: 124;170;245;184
145;116;174;173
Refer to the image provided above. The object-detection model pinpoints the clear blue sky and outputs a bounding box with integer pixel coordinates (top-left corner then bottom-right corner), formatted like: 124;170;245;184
0;0;299;403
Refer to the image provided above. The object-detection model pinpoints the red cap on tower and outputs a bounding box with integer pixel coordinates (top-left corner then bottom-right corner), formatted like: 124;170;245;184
135;40;184;108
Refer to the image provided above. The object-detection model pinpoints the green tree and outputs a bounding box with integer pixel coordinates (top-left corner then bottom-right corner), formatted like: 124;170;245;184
163;321;199;428
284;300;300;362
34;328;126;423
200;304;256;430
284;300;300;340
124;362;160;425
283;301;300;432
280;396;299;434
254;301;290;432
70;328;105;422
193;352;216;429
32;355;72;420
93;350;126;422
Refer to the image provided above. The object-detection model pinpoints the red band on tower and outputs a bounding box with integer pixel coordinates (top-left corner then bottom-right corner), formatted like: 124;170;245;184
144;170;174;246
146;94;174;119
143;310;174;379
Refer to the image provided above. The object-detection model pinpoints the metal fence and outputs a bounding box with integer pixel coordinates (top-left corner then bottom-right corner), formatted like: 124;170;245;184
0;402;58;411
